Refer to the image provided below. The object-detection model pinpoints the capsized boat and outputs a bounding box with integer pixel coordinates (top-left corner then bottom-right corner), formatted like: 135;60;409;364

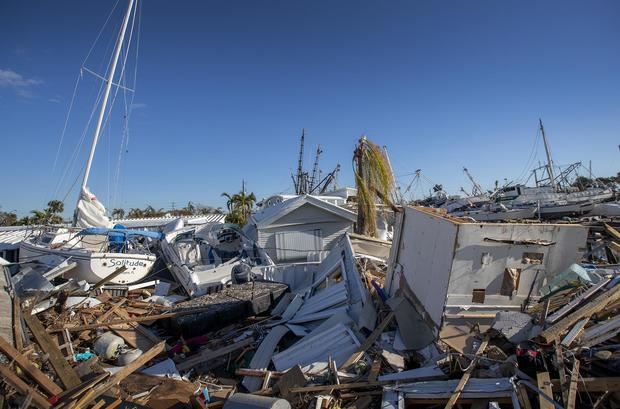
161;219;275;296
451;205;537;221
20;226;161;284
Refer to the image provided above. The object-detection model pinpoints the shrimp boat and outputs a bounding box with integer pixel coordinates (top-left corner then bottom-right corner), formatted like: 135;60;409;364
20;0;158;285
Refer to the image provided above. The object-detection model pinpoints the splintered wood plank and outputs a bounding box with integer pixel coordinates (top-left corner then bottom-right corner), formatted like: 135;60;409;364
13;296;24;350
516;384;533;409
540;284;620;343
367;359;381;382
0;336;63;396
0;270;14;347
177;338;254;371
550;377;620;392
72;341;166;408
54;307;212;332
113;308;162;345
0;364;51;409
23;313;81;389
106;399;123;409
604;223;620;241
96;299;127;323
107;315;160;351
444;335;489;409
536;372;554;409
554;342;569;405
566;360;580;409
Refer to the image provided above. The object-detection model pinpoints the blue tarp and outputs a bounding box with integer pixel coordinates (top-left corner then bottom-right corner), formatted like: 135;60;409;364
78;227;163;240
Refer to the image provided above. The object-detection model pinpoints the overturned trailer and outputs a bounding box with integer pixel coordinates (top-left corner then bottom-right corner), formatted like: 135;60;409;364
384;206;588;352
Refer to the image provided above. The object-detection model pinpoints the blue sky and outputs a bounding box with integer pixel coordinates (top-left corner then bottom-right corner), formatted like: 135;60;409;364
1;0;618;217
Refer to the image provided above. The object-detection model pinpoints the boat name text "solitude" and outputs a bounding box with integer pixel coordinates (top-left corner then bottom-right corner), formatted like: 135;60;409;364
109;259;147;268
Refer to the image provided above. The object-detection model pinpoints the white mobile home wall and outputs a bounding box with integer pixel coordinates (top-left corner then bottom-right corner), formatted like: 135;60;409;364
385;207;588;330
256;203;353;262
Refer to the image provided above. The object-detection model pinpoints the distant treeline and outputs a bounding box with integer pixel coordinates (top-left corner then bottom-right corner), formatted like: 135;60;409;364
111;202;223;220
0;201;223;227
572;172;620;189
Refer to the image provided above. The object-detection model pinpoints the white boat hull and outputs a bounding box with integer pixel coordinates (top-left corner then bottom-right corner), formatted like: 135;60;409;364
19;241;156;284
537;202;594;219
453;207;537;221
160;220;275;296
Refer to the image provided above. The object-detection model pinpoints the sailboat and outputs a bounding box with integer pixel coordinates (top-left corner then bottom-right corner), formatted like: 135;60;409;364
498;120;614;218
20;0;158;285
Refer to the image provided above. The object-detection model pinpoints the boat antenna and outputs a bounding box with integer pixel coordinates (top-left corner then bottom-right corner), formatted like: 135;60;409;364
539;118;557;190
79;0;137;196
463;167;484;196
294;129;306;194
309;145;322;193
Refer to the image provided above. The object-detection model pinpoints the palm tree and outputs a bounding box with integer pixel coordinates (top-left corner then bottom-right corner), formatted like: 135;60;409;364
353;136;395;237
184;201;196;215
29;209;48;224
47;200;64;214
127;208;144;219
143;205;164;218
28;199;65;225
221;192;234;213
221;189;256;226
0;208;18;226
112;208;125;219
233;191;256;221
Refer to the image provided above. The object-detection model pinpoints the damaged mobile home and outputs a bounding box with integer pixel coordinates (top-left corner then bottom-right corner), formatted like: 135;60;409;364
385;206;589;352
244;194;357;263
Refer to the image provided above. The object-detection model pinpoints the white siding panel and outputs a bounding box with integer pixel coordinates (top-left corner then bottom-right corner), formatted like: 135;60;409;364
275;229;323;261
259;221;352;263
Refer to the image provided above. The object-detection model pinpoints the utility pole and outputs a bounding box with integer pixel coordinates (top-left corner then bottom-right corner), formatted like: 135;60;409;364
539;118;556;190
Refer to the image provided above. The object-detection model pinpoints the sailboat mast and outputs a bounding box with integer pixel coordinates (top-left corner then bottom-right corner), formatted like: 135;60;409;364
80;0;136;191
539;118;556;190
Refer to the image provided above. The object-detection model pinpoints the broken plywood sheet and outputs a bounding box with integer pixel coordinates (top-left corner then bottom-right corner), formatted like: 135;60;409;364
386;295;434;350
439;318;491;354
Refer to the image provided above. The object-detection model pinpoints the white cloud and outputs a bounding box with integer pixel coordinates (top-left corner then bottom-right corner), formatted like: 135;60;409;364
0;68;43;97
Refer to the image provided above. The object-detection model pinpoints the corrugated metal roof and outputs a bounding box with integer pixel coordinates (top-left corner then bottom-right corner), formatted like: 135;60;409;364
0;214;227;248
113;214;226;230
0;226;41;250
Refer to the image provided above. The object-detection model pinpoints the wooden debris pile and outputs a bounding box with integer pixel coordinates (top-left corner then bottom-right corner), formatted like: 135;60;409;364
0;267;285;408
0;225;618;409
